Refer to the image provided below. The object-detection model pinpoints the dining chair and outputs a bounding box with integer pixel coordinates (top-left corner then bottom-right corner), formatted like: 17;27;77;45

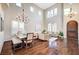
26;33;34;47
33;33;39;39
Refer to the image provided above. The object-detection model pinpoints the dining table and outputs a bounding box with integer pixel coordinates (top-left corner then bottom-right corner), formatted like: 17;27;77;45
17;34;27;47
17;34;27;39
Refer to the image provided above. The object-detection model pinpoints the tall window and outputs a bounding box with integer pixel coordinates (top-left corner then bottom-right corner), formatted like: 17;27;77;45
51;10;54;17
54;8;57;16
47;8;57;18
19;21;24;33
35;23;41;33
47;11;51;18
12;21;24;35
48;23;52;32
12;21;18;34
52;23;57;33
48;23;57;33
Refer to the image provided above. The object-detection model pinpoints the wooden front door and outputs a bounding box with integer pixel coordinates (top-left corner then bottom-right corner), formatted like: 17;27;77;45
67;20;78;49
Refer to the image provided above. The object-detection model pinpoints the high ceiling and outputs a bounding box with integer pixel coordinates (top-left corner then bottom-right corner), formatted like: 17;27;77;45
4;3;56;10
34;3;56;9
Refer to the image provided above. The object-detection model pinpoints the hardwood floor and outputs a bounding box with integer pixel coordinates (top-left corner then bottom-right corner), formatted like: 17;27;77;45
1;40;13;55
1;39;79;55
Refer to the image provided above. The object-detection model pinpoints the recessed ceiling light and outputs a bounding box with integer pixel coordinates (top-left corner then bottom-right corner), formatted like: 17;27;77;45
16;3;21;7
30;6;34;12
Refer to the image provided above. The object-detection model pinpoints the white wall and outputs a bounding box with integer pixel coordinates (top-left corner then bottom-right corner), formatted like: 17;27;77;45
3;4;21;41
63;3;79;39
1;3;79;53
22;3;44;33
44;3;79;40
0;32;4;53
3;3;44;41
0;4;4;53
3;3;79;43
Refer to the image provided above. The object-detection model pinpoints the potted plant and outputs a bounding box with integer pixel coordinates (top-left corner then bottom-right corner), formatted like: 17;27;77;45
58;31;64;39
42;29;47;34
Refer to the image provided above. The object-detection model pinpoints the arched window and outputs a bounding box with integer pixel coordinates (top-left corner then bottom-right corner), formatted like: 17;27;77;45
48;23;57;33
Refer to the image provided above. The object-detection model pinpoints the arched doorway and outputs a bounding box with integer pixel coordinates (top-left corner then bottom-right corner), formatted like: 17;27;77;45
67;20;78;54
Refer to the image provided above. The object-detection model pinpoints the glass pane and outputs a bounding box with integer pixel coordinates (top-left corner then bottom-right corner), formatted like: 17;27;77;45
64;8;70;15
35;24;41;33
19;22;24;33
54;8;57;16
12;21;18;35
51;10;54;17
48;23;52;32
52;23;57;33
47;11;50;18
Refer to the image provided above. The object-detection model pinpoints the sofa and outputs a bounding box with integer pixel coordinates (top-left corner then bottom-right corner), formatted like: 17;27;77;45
38;33;49;41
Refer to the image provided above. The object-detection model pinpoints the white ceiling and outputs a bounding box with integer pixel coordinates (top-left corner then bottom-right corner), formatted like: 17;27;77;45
34;3;55;9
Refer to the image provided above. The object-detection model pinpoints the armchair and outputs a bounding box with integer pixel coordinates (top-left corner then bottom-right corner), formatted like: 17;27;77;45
33;33;39;39
26;33;34;47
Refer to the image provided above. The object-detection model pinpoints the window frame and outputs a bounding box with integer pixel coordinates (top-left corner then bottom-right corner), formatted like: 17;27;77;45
54;8;57;16
47;8;57;18
64;8;70;15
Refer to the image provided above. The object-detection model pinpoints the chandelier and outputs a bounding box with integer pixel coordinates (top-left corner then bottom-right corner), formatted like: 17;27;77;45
16;9;29;23
67;4;77;18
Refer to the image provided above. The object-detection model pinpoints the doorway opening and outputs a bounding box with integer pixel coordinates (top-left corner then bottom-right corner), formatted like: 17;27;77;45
67;20;78;54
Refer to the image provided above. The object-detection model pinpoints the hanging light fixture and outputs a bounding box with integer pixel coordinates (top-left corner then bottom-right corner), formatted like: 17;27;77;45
16;9;29;23
68;3;77;18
